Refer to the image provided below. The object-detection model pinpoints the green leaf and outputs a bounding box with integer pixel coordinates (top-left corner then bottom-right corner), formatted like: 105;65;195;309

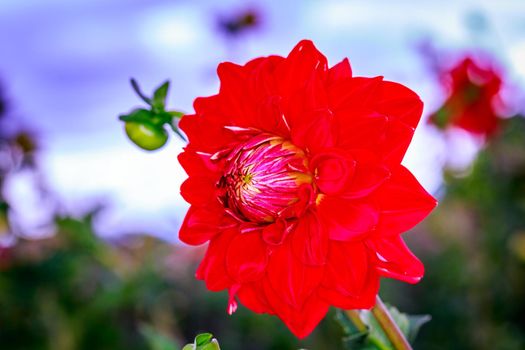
407;314;432;342
154;111;175;125
335;310;370;350
130;78;152;105
365;306;430;350
168;110;185;119
360;310;392;350
195;333;213;346
385;306;410;339
341;334;372;350
119;108;155;124
335;309;366;337
200;340;220;350
181;333;220;350
152;81;170;112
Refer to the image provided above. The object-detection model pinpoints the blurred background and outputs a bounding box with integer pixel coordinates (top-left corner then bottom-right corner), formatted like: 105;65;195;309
0;0;524;349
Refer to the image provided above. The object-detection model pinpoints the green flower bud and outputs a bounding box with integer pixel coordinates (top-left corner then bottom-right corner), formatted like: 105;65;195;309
124;121;168;151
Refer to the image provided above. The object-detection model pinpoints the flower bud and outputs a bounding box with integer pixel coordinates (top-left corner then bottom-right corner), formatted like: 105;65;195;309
124;121;168;151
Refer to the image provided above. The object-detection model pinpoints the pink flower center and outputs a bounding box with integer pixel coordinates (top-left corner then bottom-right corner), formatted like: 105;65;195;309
219;134;313;224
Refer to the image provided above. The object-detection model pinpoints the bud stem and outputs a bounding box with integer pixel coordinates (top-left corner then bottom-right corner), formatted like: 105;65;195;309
371;296;413;350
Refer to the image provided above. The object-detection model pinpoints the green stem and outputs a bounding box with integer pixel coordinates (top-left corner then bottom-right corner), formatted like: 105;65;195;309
371;296;413;350
344;309;367;333
345;309;389;350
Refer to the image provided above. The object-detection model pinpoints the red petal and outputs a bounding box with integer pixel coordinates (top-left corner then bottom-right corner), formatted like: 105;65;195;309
292;211;328;266
372;165;437;236
247;56;289;135
193;92;250;130
246;55;284;98
337;114;388;150
311;150;356;195
179;203;226;245
217;62;256;125
262;219;292;246
218;62;247;88
263;280;329;338
317;196;378;241
267;240;324;309
179;114;238;153
321;241;369;296
335;113;416;165
180;177;217;206
378;118;415;165
226;232;268;283
367;236;424;283
178;151;219;177
376;81;423;129
237;281;272;314
196;229;237;291
277;40;328;97
328;76;383;112
283;69;328;129
291;109;335;154
341;159;391;198
327;58;352;84
256;95;290;137
302;68;329;111
193;95;224;120
318;270;379;309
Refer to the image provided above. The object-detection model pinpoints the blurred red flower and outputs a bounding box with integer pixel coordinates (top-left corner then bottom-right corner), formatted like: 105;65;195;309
429;56;504;137
178;40;437;338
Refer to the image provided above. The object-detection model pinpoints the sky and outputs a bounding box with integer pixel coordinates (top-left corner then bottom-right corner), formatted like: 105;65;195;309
0;0;524;241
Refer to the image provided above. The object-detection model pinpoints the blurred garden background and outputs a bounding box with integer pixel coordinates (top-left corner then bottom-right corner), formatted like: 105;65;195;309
1;0;525;349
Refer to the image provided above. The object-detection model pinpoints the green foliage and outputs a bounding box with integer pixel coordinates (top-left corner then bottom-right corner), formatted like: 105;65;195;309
0;208;345;350
152;81;170;112
335;306;430;350
384;115;525;350
0;212;176;350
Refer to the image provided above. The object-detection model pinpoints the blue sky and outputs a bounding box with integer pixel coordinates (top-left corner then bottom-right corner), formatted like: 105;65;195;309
1;0;524;240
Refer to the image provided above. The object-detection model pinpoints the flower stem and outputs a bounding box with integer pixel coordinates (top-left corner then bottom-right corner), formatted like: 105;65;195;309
371;296;413;350
344;309;367;333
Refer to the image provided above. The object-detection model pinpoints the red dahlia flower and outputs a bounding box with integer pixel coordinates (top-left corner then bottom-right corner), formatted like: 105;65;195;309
429;56;504;137
178;40;437;338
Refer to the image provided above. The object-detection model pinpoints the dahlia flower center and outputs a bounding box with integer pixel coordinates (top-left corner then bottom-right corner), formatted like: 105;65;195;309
219;134;313;223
